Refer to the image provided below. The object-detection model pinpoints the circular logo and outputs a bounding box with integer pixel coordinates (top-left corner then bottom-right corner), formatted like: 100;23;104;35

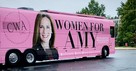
3;12;30;44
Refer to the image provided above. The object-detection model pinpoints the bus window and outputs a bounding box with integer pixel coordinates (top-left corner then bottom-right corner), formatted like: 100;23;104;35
110;27;114;38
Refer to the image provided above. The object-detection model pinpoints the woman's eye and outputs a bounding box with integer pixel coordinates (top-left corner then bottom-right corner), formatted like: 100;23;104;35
46;25;50;29
39;25;44;28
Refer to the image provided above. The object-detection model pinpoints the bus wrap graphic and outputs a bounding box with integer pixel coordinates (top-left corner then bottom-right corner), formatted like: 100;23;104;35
3;12;30;44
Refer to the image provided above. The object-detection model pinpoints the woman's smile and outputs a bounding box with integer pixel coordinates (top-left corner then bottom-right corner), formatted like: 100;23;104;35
42;34;49;38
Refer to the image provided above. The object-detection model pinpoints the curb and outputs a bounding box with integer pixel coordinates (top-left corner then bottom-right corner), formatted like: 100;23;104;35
115;47;136;50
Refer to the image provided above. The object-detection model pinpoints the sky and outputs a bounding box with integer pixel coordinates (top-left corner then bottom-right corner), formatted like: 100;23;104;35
0;0;127;17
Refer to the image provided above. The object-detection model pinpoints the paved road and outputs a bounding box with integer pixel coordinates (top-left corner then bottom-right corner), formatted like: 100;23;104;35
1;50;136;71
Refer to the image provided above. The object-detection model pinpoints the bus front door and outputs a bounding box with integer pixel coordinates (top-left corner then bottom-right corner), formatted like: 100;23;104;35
110;26;115;48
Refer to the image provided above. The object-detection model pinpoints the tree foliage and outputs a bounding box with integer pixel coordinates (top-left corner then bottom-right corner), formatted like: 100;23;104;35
77;0;105;16
117;0;136;46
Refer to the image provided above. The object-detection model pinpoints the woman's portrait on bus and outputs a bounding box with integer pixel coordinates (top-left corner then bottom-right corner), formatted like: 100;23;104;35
33;12;59;60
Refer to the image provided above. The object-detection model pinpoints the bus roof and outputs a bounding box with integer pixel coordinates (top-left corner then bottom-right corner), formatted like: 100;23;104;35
41;10;106;19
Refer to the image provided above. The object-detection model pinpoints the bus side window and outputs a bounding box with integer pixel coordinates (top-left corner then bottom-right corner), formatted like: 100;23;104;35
110;27;114;38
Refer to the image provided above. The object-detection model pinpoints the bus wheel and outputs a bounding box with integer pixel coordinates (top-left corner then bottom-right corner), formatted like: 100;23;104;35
24;50;36;64
102;47;108;58
6;51;21;66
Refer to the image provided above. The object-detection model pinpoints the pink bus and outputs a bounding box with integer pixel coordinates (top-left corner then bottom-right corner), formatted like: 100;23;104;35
0;7;115;66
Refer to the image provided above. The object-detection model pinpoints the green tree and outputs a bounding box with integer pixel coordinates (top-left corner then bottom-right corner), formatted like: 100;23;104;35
117;0;136;47
117;2;125;17
77;0;105;16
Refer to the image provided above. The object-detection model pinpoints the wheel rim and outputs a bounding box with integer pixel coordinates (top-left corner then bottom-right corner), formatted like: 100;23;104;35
104;49;107;56
9;53;18;64
26;53;34;63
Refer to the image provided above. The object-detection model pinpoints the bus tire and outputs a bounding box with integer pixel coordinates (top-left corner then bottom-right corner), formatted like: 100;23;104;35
102;47;109;58
6;50;22;66
24;50;36;64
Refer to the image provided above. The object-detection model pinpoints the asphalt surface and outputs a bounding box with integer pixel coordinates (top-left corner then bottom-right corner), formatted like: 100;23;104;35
1;49;136;71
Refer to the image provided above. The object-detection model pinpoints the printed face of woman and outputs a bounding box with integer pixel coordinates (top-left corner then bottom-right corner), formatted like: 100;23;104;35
39;17;52;43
